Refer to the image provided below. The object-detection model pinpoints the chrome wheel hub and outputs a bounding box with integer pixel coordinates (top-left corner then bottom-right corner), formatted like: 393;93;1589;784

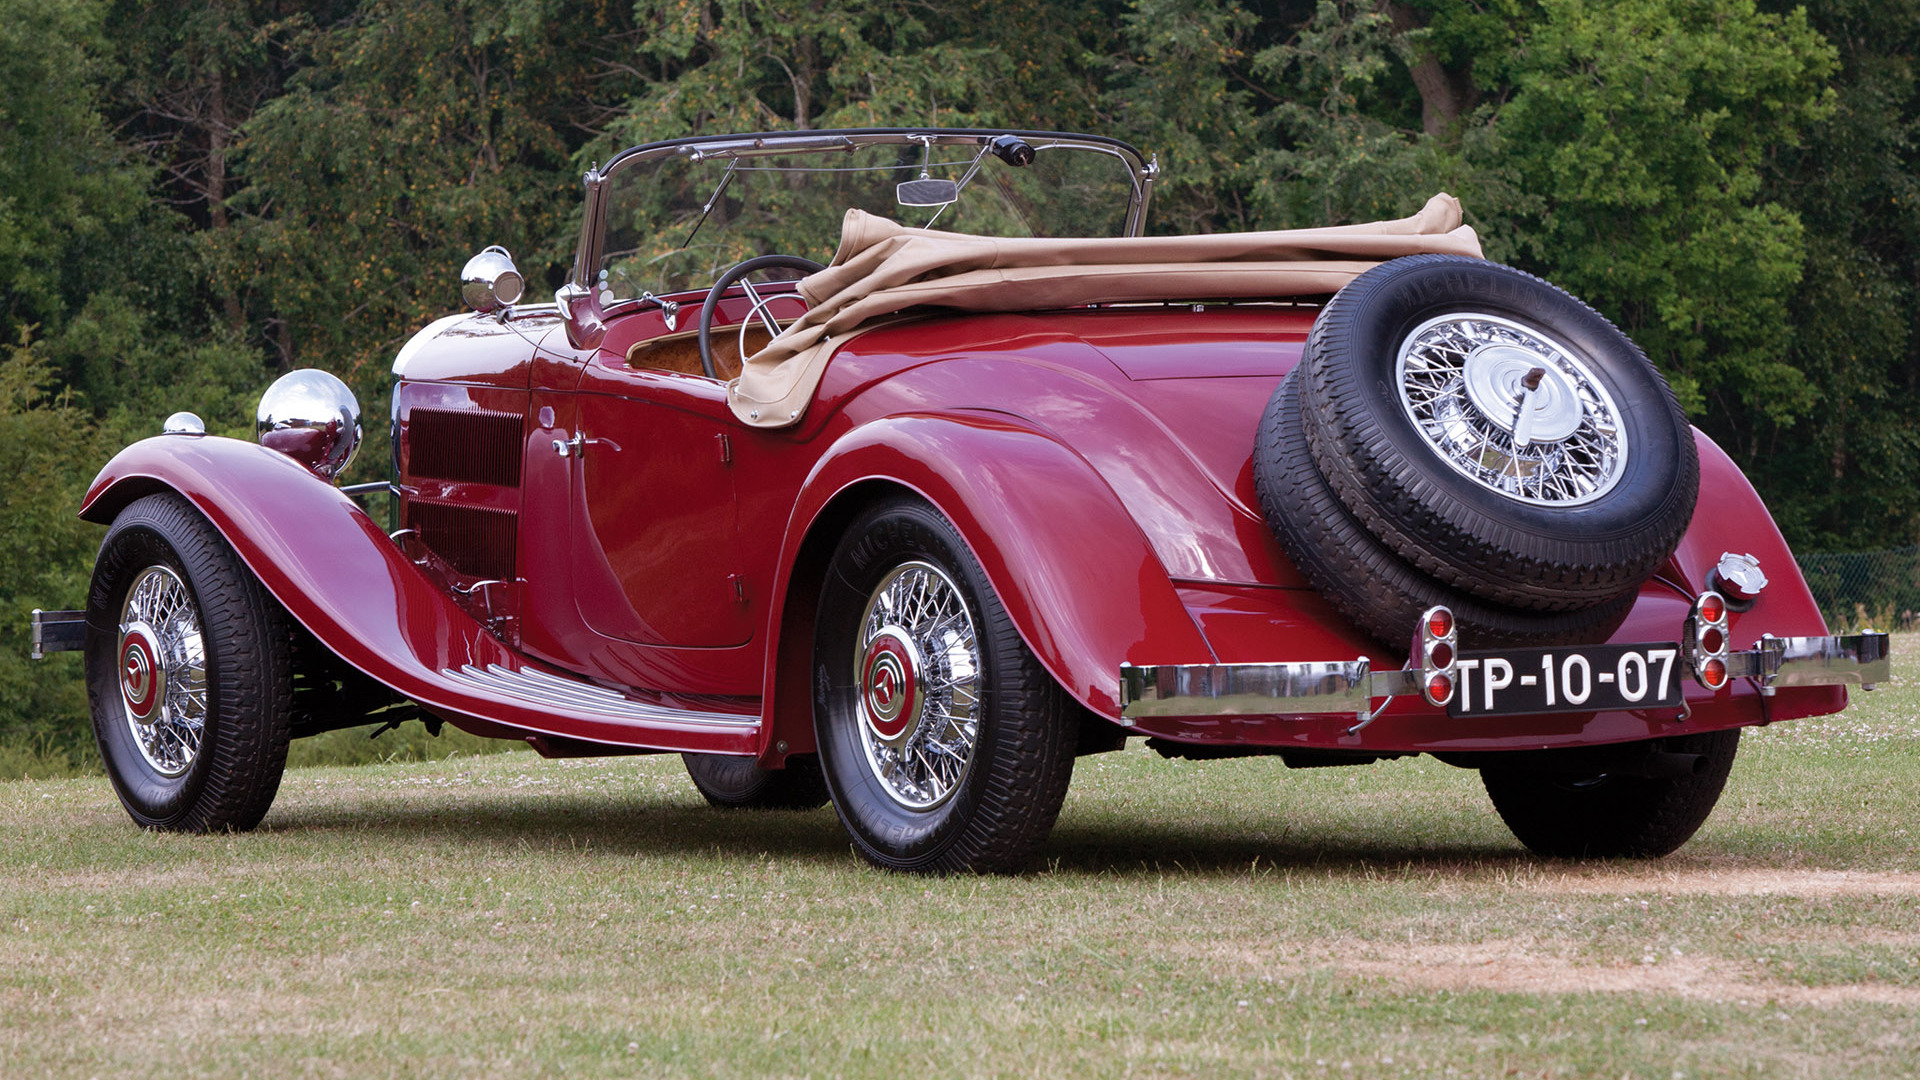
1396;313;1627;506
119;624;165;721
853;561;981;810
117;566;208;777
860;628;924;748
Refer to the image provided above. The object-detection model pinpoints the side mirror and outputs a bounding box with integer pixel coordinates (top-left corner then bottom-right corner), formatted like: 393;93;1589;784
461;245;524;314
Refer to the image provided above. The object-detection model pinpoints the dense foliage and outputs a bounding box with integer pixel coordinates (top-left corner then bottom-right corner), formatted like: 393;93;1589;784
3;0;1914;765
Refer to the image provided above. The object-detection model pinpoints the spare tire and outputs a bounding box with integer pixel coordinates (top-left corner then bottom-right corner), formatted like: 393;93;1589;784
1298;255;1697;612
1255;369;1634;652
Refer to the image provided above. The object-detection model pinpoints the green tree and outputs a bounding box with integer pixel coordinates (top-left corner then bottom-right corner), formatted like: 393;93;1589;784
1752;0;1920;549
0;340;109;773
234;0;636;389
1105;0;1266;234
106;0;341;352
1470;0;1836;429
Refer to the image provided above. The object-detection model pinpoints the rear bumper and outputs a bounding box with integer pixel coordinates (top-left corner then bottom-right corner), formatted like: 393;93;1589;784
1120;631;1889;722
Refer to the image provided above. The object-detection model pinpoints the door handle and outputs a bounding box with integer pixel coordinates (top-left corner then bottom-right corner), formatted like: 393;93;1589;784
553;431;621;458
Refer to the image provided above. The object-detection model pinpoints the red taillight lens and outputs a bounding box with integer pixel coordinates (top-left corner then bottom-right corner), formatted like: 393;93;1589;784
1703;657;1727;688
1699;594;1726;623
1426;672;1453;704
1702;627;1725;654
1429;641;1455;669
1428;609;1454;639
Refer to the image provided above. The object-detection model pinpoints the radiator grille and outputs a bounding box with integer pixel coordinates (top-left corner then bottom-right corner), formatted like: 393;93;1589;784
406;408;523;487
405;500;518;581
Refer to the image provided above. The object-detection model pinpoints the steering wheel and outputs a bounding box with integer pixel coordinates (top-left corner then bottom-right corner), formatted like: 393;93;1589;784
697;254;826;379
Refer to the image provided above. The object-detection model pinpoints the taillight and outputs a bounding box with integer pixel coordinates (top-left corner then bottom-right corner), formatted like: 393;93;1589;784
1418;605;1458;706
1699;593;1726;624
1688;591;1732;690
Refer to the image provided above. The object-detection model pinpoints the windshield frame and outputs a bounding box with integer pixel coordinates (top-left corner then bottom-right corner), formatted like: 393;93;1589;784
566;128;1157;293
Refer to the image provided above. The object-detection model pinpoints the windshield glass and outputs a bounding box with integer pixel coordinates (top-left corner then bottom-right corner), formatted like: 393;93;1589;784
591;132;1144;305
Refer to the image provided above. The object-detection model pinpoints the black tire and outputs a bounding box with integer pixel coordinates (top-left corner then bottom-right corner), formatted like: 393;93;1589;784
1297;254;1698;611
1482;729;1740;858
682;752;830;810
85;493;293;832
813;496;1077;873
1256;369;1634;651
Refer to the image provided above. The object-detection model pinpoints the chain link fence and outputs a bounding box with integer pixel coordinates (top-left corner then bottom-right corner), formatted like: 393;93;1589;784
1794;546;1920;632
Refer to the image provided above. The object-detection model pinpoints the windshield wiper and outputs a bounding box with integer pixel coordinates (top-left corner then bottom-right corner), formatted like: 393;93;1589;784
681;159;739;250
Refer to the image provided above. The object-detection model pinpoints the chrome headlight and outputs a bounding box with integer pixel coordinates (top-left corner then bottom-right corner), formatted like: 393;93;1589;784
257;369;362;481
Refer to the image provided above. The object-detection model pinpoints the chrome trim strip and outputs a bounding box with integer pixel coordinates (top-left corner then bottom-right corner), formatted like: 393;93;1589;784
440;663;759;730
1120;660;1413;722
29;608;86;661
1725;632;1891;691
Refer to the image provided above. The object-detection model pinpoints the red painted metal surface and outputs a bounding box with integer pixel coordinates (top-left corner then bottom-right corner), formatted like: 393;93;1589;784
81;436;758;754
754;410;1218;751
79;297;1850;761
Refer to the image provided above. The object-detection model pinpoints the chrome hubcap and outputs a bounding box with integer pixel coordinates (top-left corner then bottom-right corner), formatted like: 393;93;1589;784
117;566;207;777
853;561;981;810
1396;313;1627;506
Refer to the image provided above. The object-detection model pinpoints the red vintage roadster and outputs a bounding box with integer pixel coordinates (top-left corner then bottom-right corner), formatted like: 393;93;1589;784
31;129;1888;873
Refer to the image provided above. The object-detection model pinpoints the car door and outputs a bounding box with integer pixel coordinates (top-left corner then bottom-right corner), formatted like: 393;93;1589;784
566;356;755;649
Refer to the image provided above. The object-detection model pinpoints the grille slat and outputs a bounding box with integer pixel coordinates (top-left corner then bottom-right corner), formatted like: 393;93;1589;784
406;408;522;487
405;500;517;582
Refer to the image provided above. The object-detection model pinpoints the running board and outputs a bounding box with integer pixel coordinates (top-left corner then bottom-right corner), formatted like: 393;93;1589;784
440;663;760;732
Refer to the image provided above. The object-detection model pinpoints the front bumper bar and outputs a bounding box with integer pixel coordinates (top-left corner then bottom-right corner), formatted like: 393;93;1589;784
1119;631;1890;722
29;609;85;661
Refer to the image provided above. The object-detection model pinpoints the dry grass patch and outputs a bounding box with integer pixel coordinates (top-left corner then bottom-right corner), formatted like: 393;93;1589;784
1514;867;1920;898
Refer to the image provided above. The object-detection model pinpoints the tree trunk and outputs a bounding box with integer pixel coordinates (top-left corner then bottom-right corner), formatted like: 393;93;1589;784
1378;1;1479;137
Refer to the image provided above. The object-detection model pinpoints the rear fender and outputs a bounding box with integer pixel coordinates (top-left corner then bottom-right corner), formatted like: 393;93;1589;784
1663;430;1832;637
761;412;1214;759
80;435;754;752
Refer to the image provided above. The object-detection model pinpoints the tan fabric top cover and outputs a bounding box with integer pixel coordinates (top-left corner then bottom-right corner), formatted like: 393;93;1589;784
728;192;1483;427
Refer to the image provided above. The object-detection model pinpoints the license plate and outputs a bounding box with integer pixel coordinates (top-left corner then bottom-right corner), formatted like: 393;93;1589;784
1447;642;1685;717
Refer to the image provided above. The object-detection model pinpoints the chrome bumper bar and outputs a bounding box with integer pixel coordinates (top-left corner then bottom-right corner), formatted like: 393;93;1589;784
1118;631;1891;722
29;609;86;660
1724;632;1891;693
1119;661;1421;722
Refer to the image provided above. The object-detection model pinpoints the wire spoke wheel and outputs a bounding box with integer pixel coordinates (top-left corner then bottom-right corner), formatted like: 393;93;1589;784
853;561;982;810
1281;254;1699;613
1396;312;1626;507
813;496;1076;873
116;566;209;777
87;493;292;833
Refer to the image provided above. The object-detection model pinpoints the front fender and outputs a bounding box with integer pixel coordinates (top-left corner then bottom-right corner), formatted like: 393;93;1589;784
81;435;754;751
761;412;1214;749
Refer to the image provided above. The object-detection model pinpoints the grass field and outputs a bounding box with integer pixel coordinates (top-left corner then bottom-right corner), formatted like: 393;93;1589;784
3;639;1916;1078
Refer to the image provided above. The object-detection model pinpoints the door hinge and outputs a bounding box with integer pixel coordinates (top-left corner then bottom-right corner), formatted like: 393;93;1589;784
716;432;732;465
729;574;747;603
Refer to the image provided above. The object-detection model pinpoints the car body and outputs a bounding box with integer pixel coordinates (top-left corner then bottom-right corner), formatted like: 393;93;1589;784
34;128;1889;872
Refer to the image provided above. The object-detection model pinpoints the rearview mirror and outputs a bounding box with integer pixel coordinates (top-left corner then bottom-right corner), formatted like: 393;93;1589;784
896;178;958;207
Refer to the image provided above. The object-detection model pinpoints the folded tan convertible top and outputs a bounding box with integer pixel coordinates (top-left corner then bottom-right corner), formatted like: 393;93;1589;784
728;192;1483;427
